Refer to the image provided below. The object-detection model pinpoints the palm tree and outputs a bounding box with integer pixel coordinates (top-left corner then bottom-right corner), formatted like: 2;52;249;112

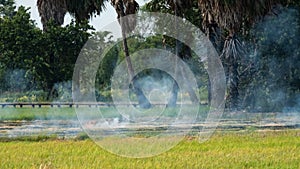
197;0;294;109
145;0;199;107
37;0;107;30
111;0;151;108
37;0;151;108
37;0;67;30
38;0;296;108
147;0;295;109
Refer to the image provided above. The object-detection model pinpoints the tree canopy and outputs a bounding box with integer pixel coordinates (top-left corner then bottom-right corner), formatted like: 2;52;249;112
0;0;299;111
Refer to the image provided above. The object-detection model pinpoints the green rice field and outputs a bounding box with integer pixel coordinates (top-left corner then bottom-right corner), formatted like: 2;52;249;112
0;107;299;168
0;130;299;169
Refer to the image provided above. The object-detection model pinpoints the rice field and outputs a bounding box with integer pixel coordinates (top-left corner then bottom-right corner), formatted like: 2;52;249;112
0;107;299;168
0;130;299;169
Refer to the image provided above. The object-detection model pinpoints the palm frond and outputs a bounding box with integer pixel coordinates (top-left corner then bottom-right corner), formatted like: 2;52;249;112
221;36;245;61
37;0;67;30
111;0;139;33
198;0;287;32
66;0;108;22
167;0;193;13
37;0;108;30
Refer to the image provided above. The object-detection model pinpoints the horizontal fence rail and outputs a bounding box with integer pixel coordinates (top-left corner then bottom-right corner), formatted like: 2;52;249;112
0;102;198;108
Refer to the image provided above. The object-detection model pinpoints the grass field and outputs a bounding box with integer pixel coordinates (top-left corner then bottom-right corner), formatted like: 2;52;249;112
0;106;208;121
0;107;299;168
0;130;299;169
0;108;77;121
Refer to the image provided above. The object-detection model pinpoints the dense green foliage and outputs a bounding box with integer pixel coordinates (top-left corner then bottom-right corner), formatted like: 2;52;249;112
0;0;15;17
240;7;300;112
0;1;299;169
0;4;116;102
0;6;92;100
0;0;299;111
144;1;300;111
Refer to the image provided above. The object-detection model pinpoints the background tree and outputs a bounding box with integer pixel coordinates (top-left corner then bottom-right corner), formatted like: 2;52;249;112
242;6;300;112
1;0;298;112
37;0;152;107
197;0;300;110
40;20;93;100
0;3;96;101
111;0;151;108
0;0;16;18
144;0;201;106
144;0;300;111
0;6;42;93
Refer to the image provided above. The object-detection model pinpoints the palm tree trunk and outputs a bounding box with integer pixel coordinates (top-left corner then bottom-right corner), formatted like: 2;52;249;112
46;52;56;100
167;39;181;107
180;35;199;104
228;56;239;109
121;28;151;108
112;0;151;108
180;65;199;104
167;83;179;107
222;33;240;110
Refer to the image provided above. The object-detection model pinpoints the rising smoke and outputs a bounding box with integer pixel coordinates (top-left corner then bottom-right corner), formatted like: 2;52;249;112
241;6;300;113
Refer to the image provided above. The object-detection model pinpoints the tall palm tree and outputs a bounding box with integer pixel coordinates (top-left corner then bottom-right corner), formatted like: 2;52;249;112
197;0;293;109
147;0;295;109
37;0;151;107
145;0;199;107
111;0;151;108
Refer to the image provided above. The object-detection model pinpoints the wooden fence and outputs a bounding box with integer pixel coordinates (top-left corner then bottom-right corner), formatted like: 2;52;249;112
0;102;172;108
